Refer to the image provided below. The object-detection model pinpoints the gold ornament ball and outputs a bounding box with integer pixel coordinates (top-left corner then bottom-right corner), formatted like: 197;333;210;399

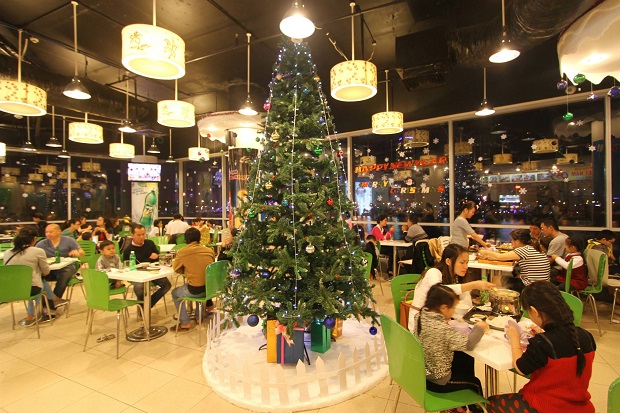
271;132;280;141
265;181;273;190
306;244;315;253
314;75;320;82
276;73;283;80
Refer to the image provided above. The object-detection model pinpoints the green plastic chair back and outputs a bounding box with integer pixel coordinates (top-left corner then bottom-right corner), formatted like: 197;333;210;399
0;243;14;252
581;251;607;295
0;265;33;301
173;243;187;251
380;314;487;411
563;258;574;292
206;260;230;300
149;235;168;245
83;254;101;270
83;269;139;311
78;240;97;256
175;234;186;245
206;228;219;247
561;291;583;326
609;376;620;413
390;273;422;319
112;240;120;254
363;252;373;281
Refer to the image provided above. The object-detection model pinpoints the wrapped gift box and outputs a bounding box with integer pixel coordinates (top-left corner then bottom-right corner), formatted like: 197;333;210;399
310;322;331;353
331;318;343;339
276;327;305;364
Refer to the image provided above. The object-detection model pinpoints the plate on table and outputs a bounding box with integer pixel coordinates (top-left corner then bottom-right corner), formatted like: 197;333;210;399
463;307;520;331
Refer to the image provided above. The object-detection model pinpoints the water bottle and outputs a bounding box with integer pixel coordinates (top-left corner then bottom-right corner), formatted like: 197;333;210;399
55;246;61;263
129;250;137;271
480;274;489;304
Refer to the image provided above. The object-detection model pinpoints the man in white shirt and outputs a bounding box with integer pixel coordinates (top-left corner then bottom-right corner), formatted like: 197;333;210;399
165;214;190;240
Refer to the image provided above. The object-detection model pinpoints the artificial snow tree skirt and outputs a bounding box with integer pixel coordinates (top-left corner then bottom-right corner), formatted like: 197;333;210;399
204;313;387;412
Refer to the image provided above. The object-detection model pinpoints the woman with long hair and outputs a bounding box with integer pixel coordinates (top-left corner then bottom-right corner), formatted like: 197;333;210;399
487;281;596;413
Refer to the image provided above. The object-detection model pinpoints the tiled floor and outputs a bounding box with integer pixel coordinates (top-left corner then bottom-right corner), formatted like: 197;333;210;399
1;278;618;413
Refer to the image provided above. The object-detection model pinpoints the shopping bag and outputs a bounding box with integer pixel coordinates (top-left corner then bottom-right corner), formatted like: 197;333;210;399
399;289;416;329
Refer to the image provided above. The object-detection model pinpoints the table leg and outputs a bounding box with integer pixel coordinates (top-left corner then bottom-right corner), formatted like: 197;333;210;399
126;280;168;342
484;365;499;397
393;246;398;276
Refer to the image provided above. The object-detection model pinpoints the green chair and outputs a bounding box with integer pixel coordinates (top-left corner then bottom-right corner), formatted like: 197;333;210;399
0;243;14;252
0;265;52;338
112;240;120;254
390;273;422;321
363;251;383;294
82;254;127;296
172;243;187;251
205;228;219;254
575;250;607;337
77;240;97;256
609;376;620;413
173;260;230;346
117;230;131;238
380;314;487;412
82;269;144;359
175;233;186;245
149;235;168;245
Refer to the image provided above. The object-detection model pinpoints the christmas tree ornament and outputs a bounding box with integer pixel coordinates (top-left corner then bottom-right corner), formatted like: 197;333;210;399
313;146;322;155
230;269;241;278
318;117;325;124
282;199;289;207
263;100;271;111
573;73;586;84
563;112;574;121
313;75;320;82
260;269;271;278
587;93;598;101
324;316;336;329
369;326;378;335
247;314;259;327
337;150;344;157
609;86;620;98
303;88;310;95
276;73;283;80
248;209;257;218
265;181;273;190
305;244;315;253
326;198;334;206
271;131;280;141
556;80;568;91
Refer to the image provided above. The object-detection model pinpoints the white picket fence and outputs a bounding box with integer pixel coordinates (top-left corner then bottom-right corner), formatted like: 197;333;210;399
203;311;389;412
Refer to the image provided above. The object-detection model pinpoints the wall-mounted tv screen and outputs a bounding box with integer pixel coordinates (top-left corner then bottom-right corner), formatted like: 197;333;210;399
127;163;161;182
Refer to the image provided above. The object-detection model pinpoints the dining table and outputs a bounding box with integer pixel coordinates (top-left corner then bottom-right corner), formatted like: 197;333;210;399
48;257;80;270
158;244;175;252
107;264;174;342
467;258;515;282
378;239;413;276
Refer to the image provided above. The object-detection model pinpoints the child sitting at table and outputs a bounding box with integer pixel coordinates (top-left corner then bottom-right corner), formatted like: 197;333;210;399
414;284;488;413
363;234;380;279
95;240;124;289
487;281;596;413
550;235;588;291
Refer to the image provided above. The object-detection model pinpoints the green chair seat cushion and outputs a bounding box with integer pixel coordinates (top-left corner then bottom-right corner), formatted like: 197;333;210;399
107;299;143;312
109;286;127;295
425;389;488;411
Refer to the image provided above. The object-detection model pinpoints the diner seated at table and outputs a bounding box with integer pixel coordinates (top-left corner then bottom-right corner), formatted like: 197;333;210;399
32;212;47;237
61;218;80;239
92;216;113;241
170;227;216;331
96;240;124;289
165;214;190;241
193;217;211;245
414;284;488;413
122;224;171;308
148;219;165;238
486;281;596;413
478;229;550;293
4;227;62;324
408;244;495;331
217;227;236;261
35;224;84;309
550;235;588;291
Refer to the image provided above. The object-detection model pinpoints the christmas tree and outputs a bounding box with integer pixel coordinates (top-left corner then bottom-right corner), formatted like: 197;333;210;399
438;154;483;219
223;38;378;337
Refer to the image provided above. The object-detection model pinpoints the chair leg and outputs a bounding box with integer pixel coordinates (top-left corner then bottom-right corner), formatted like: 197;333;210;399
10;302;15;330
392;385;402;413
377;276;384;295
611;288;618;323
84;308;94;352
174;300;183;338
588;295;602;337
116;310;121;359
163;294;169;315
197;302;203;347
65;285;73;318
42;295;54;325
32;299;40;339
513;371;517;392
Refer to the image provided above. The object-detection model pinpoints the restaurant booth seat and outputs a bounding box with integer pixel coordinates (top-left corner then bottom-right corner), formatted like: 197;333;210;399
381;314;488;412
82;269;144;359
0;264;53;338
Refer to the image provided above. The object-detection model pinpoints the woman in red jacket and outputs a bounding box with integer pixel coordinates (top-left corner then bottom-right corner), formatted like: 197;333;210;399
486;281;596;413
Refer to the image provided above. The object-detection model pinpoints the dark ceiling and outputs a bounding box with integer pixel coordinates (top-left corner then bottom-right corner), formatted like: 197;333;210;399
0;0;604;160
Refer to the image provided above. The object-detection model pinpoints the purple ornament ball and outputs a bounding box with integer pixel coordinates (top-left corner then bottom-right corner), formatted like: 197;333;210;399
247;315;259;327
369;326;378;335
324;316;336;329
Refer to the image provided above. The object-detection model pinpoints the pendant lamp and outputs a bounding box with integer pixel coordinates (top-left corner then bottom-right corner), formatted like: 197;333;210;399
147;137;160;153
0;142;6;164
157;79;195;127
330;2;377;102
121;0;185;80
63;2;91;99
489;0;520;64
0;30;47;116
119;75;136;132
166;129;175;162
280;1;315;40
46;106;62;147
372;70;403;134
475;68;495;116
23;117;37;152
188;132;209;161
109;131;135;159
59;117;71;158
69;113;104;144
239;33;257;116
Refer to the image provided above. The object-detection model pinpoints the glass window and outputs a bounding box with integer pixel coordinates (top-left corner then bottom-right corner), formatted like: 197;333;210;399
184;156;223;219
159;162;179;217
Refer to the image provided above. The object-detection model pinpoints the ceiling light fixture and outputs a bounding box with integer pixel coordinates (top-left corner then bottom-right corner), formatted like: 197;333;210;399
23;117;37;152
166;129;175;163
0;142;5;164
119;75;136;133
45;106;62;147
157;79;195;127
280;1;315;40
121;0;185;80
239;33;258;116
59;116;71;158
330;2;377;102
0;30;47;116
372;69;403;134
475;67;495;116
188;132;209;161
489;0;520;64
63;2;91;99
69;113;104;144
109;131;135;159
147;137;160;153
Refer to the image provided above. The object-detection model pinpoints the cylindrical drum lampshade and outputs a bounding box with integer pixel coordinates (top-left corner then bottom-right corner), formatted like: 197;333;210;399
444;142;473;155
532;138;558;154
0;80;47;116
330;60;377;102
493;153;513;164
157;100;195;128
109;143;135;159
121;24;185;80
372;111;403;134
403;129;430;147
0;142;5;163
188;147;209;161
69;122;104;144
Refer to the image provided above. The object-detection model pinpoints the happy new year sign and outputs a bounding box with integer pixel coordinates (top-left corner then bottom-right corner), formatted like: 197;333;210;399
354;156;448;174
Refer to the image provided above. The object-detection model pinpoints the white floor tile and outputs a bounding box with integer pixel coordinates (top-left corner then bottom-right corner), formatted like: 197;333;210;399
3;378;93;413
